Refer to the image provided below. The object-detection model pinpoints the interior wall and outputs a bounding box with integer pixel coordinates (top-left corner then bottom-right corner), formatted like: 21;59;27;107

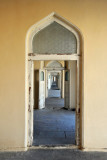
0;0;107;150
34;61;40;70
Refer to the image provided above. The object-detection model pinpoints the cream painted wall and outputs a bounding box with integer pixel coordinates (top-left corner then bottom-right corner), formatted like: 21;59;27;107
34;61;40;70
0;0;107;150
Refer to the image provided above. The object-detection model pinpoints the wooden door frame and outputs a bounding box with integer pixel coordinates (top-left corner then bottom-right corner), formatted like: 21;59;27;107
25;12;84;148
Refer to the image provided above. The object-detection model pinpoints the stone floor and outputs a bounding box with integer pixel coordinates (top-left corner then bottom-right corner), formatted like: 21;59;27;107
33;90;75;145
48;82;61;97
0;149;107;160
48;89;61;98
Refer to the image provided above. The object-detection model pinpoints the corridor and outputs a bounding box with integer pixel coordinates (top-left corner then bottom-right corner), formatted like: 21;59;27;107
48;81;60;98
33;89;75;146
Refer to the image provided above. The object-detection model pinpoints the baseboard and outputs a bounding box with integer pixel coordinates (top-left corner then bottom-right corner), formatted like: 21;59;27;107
82;147;107;152
30;144;79;150
0;147;27;152
1;146;107;152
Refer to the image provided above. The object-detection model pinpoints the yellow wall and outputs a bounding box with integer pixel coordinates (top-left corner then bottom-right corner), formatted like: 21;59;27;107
34;61;40;70
0;0;107;150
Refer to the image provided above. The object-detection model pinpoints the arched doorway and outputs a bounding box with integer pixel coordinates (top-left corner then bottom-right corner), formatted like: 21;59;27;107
25;12;83;148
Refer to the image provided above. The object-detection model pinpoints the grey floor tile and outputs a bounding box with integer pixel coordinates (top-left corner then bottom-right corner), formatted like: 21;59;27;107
33;90;76;146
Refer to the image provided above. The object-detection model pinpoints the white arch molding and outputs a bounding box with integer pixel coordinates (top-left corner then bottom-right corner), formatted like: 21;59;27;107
25;12;84;148
46;61;62;68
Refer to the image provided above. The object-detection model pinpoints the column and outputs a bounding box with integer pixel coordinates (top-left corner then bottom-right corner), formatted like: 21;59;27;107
69;61;77;110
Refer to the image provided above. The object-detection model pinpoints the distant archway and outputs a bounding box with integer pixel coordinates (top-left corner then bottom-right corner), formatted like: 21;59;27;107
45;61;63;98
25;12;84;148
46;61;62;68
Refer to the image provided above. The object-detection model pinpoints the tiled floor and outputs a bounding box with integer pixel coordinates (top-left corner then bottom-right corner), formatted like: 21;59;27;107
33;90;75;146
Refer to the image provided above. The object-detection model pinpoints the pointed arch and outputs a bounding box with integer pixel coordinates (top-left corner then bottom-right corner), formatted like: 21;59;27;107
32;22;77;54
26;12;82;55
46;61;62;68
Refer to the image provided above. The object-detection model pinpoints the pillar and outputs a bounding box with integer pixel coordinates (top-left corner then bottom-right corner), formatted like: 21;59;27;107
45;70;48;98
62;70;65;98
69;61;77;110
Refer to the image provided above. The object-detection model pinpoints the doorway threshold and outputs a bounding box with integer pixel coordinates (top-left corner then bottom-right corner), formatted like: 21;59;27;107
30;144;79;150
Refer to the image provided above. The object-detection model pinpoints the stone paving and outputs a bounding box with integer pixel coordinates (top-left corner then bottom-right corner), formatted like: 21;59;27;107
48;89;61;98
48;82;61;98
33;90;75;146
0;149;107;160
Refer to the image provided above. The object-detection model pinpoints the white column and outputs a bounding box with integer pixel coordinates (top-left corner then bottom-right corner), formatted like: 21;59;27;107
39;61;45;109
39;69;45;109
60;72;61;90
51;75;53;85
69;61;77;110
64;70;70;109
45;70;48;98
76;60;80;146
62;70;65;98
28;60;34;146
58;72;61;90
40;61;44;69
